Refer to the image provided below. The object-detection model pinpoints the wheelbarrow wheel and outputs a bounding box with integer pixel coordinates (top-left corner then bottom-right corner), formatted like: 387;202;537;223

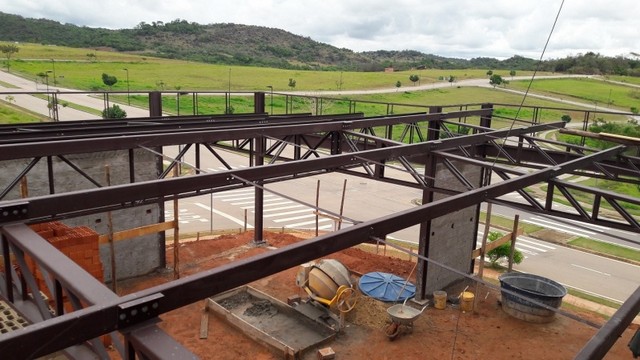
385;322;400;340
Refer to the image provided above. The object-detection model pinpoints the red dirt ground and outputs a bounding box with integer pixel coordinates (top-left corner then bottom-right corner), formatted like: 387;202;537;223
115;231;637;360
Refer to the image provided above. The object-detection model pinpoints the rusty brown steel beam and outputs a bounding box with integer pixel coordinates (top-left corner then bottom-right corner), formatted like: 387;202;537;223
0;144;623;358
0;122;566;225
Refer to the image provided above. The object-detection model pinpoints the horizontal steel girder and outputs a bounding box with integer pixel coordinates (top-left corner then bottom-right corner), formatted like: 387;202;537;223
0;144;624;357
0;122;566;226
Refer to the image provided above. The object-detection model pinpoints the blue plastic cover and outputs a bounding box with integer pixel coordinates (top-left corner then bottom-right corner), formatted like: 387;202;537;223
358;272;416;302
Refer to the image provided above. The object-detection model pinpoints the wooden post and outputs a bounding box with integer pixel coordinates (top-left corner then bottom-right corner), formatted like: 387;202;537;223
508;215;520;272
337;179;347;230
477;203;492;279
19;177;28;198
173;166;180;279
244;209;248;233
105;165;117;291
315;180;320;237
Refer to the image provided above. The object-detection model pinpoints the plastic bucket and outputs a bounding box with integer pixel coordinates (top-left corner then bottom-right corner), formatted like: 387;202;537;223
433;290;447;309
460;291;474;312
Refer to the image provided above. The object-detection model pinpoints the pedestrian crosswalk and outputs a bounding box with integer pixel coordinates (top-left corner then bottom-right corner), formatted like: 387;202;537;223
521;215;609;238
216;189;336;230
476;232;556;258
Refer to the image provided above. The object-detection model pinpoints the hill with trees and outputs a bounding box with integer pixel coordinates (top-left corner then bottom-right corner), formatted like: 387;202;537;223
0;11;638;76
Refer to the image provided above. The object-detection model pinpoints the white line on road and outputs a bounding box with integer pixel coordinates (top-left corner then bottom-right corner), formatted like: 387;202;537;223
273;214;318;223
264;209;311;218
213;190;255;198
514;242;548;252
571;263;611;276
259;204;302;212
230;197;282;206
528;217;597;235
522;219;594;237
194;202;254;228
518;237;556;250
241;201;294;210
285;219;332;227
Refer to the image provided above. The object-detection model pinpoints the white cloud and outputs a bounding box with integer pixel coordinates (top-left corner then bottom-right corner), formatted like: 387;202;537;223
1;0;638;59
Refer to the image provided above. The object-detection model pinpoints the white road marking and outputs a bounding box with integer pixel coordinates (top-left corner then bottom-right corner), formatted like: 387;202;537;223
264;209;311;218
522;218;594;237
242;202;296;210
231;197;285;206
530;216;598;234
518;237;556;250
273;214;318;223
194;202;254;228
285;218;332;227
571;263;611;276
213;190;255;198
261;204;303;212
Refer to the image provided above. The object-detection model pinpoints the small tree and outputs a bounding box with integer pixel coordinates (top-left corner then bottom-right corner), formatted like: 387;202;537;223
561;114;572;123
86;53;96;62
448;75;455;86
395;80;401;91
409;74;420;86
288;78;296;90
486;70;493;76
0;44;19;73
489;74;503;87
486;231;524;267
510;69;516;79
102;73;117;90
102;104;127;119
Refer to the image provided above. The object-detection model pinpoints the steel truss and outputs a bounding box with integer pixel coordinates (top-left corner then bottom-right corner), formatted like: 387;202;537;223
0;93;638;359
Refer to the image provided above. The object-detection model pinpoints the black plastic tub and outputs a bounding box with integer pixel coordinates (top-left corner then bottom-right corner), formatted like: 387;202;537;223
498;272;567;323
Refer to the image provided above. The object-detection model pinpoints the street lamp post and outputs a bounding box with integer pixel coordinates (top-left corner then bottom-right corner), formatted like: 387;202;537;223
45;71;52;119
123;68;130;105
50;59;57;85
267;85;273;114
226;68;232;113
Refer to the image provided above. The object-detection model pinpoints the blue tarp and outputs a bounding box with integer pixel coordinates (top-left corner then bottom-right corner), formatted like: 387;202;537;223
358;272;416;302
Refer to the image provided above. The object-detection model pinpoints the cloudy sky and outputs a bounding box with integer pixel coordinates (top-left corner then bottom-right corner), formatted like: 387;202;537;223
1;0;638;60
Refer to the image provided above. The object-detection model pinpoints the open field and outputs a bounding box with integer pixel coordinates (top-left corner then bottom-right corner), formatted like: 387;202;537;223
508;77;640;112
3;42;549;92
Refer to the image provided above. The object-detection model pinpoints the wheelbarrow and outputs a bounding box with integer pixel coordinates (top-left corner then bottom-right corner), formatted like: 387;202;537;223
384;301;427;340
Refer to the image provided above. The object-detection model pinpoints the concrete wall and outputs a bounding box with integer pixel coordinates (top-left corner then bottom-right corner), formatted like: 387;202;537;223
0;149;163;282
420;159;482;296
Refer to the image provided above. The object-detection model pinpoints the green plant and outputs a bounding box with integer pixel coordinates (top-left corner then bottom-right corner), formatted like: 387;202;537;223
561;114;572;123
486;231;524;267
101;73;117;90
409;74;419;86
102;104;127;119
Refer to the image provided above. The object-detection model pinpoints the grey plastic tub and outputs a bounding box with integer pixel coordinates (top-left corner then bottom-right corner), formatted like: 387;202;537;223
498;272;567;323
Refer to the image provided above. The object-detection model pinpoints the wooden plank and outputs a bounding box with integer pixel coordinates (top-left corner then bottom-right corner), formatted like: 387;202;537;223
199;313;209;339
471;227;524;259
98;221;176;244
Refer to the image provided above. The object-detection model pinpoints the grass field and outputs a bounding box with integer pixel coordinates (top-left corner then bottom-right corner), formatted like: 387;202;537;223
508;77;640;113
569;237;640;263
0;101;46;123
4;42;548;93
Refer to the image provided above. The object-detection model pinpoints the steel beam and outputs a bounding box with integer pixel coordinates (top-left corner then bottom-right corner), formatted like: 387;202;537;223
0;144;623;357
575;285;640;360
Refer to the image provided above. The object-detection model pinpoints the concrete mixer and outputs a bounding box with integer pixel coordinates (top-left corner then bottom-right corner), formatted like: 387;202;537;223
294;259;358;328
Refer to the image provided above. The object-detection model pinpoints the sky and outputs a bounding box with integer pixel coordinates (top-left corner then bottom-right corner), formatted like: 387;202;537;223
1;0;639;60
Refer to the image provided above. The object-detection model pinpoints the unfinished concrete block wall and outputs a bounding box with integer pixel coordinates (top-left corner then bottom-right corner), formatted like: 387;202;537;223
422;160;482;295
0;149;163;282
